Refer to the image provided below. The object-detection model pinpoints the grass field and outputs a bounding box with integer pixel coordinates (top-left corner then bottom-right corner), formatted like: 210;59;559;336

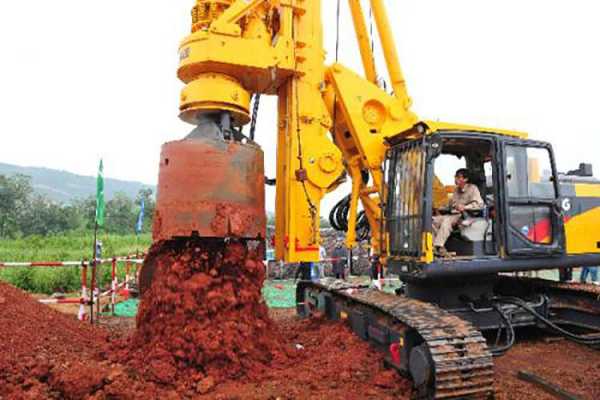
0;231;151;294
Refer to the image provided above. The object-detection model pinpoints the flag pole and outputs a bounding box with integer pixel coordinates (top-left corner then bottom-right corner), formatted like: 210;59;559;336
91;159;104;325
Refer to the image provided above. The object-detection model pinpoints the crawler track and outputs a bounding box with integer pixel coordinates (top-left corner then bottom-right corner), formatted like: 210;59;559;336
299;279;494;399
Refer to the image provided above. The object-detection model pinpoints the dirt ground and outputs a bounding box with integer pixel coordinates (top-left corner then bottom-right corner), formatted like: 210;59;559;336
2;282;600;399
494;334;600;400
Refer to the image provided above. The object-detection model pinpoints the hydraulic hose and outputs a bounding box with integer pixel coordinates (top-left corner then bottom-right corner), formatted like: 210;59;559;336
329;195;370;241
489;302;516;357
329;171;371;241
494;296;600;346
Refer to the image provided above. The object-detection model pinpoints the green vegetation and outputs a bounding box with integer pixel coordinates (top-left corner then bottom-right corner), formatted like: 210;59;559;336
0;231;152;294
0;174;155;239
0;173;156;294
0;231;151;262
0;231;151;294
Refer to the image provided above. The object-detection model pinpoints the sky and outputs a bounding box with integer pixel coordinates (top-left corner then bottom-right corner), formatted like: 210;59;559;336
0;1;599;214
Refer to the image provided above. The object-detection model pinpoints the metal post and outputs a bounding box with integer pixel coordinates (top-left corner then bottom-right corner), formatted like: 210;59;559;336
347;248;353;277
90;221;98;324
79;260;88;321
111;257;117;315
348;0;378;83
125;257;131;292
368;0;411;109
96;265;101;321
135;258;141;285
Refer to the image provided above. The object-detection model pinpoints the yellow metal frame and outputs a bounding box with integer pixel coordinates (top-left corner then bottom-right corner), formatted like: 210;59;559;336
348;0;377;84
176;0;533;265
425;121;528;139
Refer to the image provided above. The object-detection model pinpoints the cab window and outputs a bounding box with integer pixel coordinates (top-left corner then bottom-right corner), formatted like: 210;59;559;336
505;145;556;199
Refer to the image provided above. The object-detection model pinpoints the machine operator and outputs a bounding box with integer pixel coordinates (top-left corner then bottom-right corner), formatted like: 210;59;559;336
433;168;484;257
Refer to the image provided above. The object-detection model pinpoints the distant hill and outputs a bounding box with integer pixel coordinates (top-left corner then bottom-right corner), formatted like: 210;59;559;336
0;162;155;203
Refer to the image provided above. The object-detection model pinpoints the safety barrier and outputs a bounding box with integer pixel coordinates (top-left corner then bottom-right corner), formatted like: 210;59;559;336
0;256;144;268
0;255;145;323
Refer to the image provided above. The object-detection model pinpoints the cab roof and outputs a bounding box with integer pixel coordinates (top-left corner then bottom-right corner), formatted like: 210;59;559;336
424;120;528;139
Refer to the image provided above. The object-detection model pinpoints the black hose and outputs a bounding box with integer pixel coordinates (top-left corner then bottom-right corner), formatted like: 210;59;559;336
489;302;515;356
329;195;349;232
495;296;600;346
329;195;370;241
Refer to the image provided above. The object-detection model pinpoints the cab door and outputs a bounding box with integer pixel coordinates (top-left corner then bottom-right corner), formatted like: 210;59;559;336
386;136;437;260
500;141;565;257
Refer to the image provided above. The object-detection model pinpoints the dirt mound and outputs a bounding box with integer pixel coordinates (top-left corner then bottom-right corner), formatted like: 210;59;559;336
0;281;174;400
0;281;105;398
123;239;287;388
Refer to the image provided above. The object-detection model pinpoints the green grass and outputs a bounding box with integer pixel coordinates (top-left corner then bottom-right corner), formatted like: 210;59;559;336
0;231;151;262
0;231;151;294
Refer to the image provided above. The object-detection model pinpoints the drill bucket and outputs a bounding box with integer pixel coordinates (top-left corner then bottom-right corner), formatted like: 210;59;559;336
153;136;266;242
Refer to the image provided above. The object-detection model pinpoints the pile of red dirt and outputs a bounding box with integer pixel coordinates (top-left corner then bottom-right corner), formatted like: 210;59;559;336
0;281;173;399
206;309;413;399
0;281;102;399
0;239;410;399
121;239;288;390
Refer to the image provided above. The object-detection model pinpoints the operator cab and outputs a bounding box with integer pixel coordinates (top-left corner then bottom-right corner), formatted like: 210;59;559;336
431;137;496;257
385;127;566;279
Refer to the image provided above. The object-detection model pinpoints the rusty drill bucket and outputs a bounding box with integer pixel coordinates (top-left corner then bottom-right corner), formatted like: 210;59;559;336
153;137;265;241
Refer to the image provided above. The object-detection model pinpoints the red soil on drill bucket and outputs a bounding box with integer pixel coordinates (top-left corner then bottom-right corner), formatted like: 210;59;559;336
121;240;289;387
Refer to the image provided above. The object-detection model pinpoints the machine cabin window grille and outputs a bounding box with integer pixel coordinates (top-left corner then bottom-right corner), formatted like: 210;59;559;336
387;139;426;257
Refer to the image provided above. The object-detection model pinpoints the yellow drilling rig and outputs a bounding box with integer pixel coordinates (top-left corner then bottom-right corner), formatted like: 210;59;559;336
141;1;600;398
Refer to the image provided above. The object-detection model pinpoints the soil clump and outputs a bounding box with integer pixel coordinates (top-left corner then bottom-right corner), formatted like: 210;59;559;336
122;239;288;388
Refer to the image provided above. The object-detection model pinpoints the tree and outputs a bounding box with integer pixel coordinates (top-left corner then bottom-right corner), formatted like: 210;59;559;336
320;216;331;229
19;195;79;236
0;174;32;238
105;192;136;234
72;196;97;230
135;188;155;234
0;176;156;238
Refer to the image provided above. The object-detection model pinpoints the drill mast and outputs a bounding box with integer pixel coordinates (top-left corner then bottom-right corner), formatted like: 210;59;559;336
177;0;420;262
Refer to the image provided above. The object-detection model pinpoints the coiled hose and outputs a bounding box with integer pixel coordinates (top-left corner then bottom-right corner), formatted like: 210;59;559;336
329;171;371;241
329;195;371;241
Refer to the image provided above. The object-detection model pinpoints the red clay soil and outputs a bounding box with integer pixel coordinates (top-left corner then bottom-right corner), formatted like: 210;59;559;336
120;240;287;387
0;276;411;399
495;338;600;400
2;258;599;399
202;309;412;400
0;281;173;400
